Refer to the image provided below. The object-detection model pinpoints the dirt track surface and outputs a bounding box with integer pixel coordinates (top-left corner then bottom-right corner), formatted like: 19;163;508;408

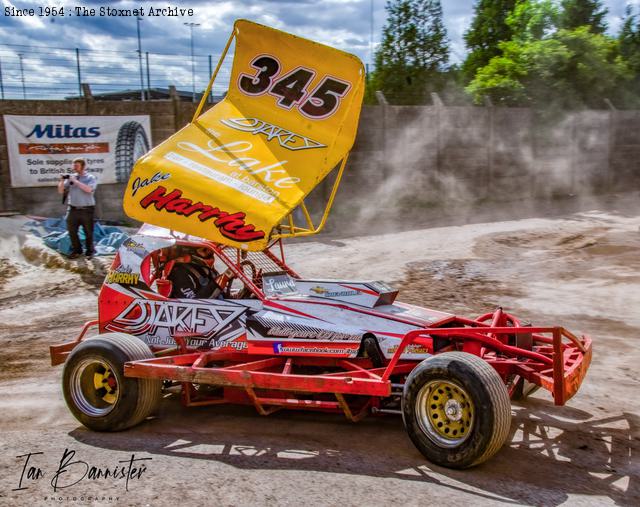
0;209;638;506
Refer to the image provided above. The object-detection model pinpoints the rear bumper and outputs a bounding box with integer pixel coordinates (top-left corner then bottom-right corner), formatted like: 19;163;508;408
49;320;98;366
539;332;592;405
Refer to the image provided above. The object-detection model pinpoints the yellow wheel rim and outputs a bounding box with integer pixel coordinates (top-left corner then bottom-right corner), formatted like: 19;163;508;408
70;358;120;417
93;366;118;405
416;380;474;448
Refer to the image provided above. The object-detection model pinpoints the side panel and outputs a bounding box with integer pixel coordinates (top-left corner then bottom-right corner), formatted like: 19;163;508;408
245;299;436;360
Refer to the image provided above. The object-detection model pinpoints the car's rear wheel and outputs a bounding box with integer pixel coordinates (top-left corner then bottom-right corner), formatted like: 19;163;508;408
62;333;161;431
402;351;511;468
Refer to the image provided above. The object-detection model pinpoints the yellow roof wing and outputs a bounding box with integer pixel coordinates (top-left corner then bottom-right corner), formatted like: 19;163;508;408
123;19;365;251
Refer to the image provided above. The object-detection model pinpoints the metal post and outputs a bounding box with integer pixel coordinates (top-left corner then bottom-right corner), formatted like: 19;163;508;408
75;48;82;96
146;51;151;98
184;22;200;102
0;57;4;100
136;16;144;100
17;53;26;99
208;54;213;103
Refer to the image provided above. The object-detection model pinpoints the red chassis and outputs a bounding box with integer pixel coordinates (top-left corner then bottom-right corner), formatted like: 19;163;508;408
51;315;591;412
50;234;592;468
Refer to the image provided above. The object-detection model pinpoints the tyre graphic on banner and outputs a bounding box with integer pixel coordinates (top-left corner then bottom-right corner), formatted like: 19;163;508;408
115;121;151;183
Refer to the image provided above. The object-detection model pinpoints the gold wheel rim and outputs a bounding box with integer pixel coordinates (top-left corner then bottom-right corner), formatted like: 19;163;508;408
70;358;119;417
416;380;474;448
93;365;118;405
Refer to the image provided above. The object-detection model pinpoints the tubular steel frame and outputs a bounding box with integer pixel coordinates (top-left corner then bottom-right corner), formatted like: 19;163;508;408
51;307;592;421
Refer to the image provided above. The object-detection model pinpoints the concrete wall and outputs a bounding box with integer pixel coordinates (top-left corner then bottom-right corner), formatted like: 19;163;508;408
1;100;639;221
0;97;197;220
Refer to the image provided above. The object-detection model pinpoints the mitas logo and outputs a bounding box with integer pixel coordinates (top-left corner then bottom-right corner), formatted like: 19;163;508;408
27;124;101;139
139;185;266;242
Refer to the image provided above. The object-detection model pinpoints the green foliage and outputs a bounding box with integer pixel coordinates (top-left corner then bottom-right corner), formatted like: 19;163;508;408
367;0;449;104
619;5;640;75
466;26;633;109
559;0;608;34
462;0;519;82
507;0;559;41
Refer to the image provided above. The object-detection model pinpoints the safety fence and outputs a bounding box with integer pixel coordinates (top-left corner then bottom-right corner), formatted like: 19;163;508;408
0;43;232;100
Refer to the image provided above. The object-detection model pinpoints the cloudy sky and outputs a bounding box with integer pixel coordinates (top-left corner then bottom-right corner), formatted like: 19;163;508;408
0;0;636;98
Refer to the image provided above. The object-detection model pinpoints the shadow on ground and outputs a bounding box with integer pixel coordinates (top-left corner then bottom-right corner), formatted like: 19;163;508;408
70;396;638;506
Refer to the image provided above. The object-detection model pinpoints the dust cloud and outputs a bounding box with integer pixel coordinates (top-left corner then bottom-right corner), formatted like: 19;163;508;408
344;105;621;234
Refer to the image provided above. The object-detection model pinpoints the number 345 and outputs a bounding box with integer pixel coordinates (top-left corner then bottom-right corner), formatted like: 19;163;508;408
238;55;351;119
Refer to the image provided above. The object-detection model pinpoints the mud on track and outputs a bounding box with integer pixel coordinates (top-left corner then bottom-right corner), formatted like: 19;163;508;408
0;210;638;506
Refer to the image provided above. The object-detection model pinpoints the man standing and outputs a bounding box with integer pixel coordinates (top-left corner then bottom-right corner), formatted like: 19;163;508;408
57;158;98;259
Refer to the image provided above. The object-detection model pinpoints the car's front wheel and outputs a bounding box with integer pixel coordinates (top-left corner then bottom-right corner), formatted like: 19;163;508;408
402;351;511;468
62;333;161;431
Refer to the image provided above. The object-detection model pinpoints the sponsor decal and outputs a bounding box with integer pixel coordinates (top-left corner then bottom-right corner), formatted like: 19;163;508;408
144;335;248;351
265;325;359;341
27;124;101;139
273;343;350;355
310;286;359;297
106;269;140;285
122;238;147;258
220;118;325;151
248;311;361;342
138;185;266;242
387;344;431;355
169;139;301;201
131;171;170;196
18;143;108;155
263;273;298;296
164;150;276;204
106;300;246;339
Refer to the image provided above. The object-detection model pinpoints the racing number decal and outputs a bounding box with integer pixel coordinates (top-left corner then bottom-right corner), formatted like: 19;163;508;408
238;55;280;95
238;54;351;119
300;77;351;119
269;67;316;109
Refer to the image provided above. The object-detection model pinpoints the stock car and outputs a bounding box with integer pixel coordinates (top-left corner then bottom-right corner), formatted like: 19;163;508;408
50;19;591;469
50;225;592;469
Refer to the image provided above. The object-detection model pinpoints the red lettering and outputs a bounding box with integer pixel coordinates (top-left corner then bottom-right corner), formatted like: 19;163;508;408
199;208;226;221
165;198;194;213
139;186;182;210
137;186;266;242
223;225;266;241
214;212;247;228
182;202;212;217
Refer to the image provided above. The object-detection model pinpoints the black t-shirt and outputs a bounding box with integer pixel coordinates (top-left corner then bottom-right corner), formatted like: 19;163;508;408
168;259;219;299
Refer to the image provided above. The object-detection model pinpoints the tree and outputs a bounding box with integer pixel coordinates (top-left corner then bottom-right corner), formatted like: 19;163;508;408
619;5;640;65
466;26;632;109
368;0;449;104
618;4;640;102
462;0;519;82
507;0;559;42
559;0;608;34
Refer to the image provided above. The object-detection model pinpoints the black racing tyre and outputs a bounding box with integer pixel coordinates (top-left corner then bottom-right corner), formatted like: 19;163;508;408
62;332;161;431
402;352;511;468
115;121;150;183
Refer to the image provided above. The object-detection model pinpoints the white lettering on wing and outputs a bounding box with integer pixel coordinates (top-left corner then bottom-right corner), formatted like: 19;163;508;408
163;151;275;204
176;140;301;189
